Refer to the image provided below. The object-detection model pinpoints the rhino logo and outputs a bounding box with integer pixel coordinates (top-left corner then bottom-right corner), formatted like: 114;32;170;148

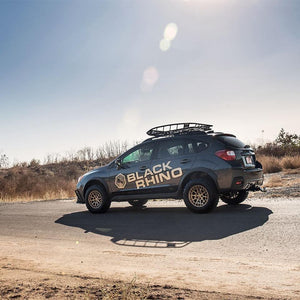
115;173;126;189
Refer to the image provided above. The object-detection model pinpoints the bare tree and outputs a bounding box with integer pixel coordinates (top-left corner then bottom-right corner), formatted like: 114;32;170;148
0;153;9;168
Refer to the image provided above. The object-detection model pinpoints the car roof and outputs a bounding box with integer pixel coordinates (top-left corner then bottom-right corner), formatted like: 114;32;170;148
142;132;236;144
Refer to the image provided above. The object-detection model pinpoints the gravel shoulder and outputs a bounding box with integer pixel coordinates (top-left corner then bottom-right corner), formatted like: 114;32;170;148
251;170;300;198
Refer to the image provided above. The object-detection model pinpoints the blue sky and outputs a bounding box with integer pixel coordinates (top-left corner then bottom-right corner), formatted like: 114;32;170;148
0;0;299;163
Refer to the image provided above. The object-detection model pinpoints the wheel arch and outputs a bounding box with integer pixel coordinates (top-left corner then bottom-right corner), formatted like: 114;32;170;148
83;179;108;198
179;170;218;196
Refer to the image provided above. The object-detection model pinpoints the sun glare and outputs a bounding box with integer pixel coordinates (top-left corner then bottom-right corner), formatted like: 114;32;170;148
140;66;159;92
159;39;171;52
164;23;178;41
159;23;178;52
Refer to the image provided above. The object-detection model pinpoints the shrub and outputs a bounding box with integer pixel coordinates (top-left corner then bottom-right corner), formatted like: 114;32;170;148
255;128;300;157
29;159;40;168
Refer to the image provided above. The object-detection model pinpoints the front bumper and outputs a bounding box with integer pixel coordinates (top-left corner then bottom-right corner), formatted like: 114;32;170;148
75;189;85;203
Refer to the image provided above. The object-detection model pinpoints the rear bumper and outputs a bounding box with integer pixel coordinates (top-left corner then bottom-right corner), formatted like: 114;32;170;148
218;167;264;192
75;189;85;203
231;168;264;190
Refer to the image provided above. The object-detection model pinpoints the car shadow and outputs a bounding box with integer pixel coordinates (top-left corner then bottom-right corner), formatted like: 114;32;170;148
55;204;272;248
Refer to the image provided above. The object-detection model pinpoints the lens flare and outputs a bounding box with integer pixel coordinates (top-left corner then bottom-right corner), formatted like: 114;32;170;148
159;23;178;52
141;66;159;92
159;39;171;51
164;23;178;41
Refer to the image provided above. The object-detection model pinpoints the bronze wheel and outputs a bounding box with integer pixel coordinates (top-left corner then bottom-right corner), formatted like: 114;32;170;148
188;185;209;208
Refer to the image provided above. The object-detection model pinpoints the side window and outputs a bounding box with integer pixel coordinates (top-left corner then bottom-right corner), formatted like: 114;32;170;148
157;140;186;159
122;145;153;164
187;140;208;153
187;142;194;154
195;141;208;152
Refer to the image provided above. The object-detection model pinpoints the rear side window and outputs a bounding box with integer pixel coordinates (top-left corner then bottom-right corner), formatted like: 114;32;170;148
216;136;245;148
187;140;208;153
157;140;185;159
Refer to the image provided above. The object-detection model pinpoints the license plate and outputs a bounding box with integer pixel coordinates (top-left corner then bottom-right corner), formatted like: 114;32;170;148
245;156;253;164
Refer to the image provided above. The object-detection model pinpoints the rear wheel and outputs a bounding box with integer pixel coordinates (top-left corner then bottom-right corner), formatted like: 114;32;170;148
85;185;111;213
183;179;219;213
128;199;148;207
220;190;248;205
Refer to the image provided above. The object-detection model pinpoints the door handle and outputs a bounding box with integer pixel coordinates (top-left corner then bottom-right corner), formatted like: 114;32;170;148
139;166;147;171
180;159;190;164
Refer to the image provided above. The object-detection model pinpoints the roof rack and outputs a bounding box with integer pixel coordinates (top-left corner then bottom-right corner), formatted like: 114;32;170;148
146;123;213;137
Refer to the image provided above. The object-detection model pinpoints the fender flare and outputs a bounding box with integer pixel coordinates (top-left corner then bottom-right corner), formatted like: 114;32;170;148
83;178;109;198
179;168;219;193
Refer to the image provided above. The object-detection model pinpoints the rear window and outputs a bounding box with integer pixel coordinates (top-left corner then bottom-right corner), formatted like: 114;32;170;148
216;136;245;148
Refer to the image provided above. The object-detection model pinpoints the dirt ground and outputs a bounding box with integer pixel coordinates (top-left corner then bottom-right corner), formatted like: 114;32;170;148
0;259;266;300
251;169;300;198
0;172;299;299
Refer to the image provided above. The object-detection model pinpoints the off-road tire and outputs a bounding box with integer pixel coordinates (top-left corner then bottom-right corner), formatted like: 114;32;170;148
220;190;249;205
183;179;219;213
128;199;148;207
85;185;111;213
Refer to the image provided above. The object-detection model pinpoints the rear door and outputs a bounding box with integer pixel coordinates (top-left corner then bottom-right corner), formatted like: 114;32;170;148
148;138;194;194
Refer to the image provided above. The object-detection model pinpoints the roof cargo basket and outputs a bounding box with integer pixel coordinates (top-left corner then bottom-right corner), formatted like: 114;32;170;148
147;123;213;137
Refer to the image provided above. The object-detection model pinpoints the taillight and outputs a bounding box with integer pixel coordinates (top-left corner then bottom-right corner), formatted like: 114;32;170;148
215;150;236;161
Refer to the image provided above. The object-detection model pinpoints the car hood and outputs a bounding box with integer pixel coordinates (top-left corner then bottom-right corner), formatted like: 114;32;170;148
78;164;111;184
86;164;110;176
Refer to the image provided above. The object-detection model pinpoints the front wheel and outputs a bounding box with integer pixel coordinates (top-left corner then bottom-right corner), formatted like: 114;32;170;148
85;185;111;213
220;190;248;205
183;179;219;213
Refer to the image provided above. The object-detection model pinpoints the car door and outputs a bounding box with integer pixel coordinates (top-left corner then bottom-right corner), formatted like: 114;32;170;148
108;142;155;195
148;138;195;194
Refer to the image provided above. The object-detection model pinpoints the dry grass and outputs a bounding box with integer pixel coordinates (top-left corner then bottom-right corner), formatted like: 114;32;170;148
281;155;300;169
257;155;300;173
0;163;84;202
257;155;282;173
0;190;72;203
1;154;299;203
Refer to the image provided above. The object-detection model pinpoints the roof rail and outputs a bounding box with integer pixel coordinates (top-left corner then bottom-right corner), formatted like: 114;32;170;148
146;123;213;137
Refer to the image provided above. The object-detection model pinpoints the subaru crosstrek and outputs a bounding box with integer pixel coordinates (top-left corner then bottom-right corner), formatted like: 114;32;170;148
75;123;264;213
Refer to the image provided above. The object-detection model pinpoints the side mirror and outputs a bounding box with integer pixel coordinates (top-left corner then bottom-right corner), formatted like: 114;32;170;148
116;158;122;169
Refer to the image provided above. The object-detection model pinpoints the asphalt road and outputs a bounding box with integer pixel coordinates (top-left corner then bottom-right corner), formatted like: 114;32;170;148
0;198;299;299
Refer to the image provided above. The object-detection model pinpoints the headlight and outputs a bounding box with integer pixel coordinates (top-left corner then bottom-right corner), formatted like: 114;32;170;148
77;175;84;183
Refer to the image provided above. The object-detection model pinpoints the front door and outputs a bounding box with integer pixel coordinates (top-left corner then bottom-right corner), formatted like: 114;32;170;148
108;143;155;196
